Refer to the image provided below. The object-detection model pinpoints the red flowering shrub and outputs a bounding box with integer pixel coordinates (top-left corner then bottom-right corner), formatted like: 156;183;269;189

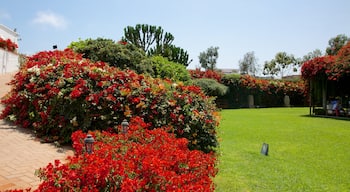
0;37;18;53
189;69;223;83
0;49;219;152
32;117;217;191
237;75;304;95
301;56;336;80
301;41;350;81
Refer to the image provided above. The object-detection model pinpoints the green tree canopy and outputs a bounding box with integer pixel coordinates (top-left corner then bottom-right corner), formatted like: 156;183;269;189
263;52;297;78
326;34;349;56
122;24;190;66
199;46;219;71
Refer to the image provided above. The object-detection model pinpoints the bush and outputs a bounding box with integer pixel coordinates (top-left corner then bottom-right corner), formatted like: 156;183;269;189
33;117;217;191
0;49;219;152
151;56;191;82
192;78;228;97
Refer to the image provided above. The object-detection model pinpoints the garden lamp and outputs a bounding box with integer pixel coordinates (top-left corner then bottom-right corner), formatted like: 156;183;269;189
84;134;95;154
261;143;269;156
121;119;129;134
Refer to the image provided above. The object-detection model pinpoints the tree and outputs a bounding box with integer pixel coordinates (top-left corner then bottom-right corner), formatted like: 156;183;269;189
199;46;219;71
123;24;190;66
326;34;349;56
148;44;191;66
123;24;171;53
239;51;257;76
263;52;297;78
298;49;323;66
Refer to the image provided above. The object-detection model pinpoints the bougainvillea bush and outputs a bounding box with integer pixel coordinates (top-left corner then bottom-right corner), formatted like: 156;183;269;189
0;49;219;152
8;117;217;192
220;74;305;108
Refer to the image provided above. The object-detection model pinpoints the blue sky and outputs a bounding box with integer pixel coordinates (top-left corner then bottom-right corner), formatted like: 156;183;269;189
1;0;349;71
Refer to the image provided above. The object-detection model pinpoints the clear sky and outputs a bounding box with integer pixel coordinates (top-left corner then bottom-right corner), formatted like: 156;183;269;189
1;0;349;71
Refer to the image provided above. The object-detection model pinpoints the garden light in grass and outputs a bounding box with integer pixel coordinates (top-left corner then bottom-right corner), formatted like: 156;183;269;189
261;143;269;156
121;119;129;134
84;134;95;154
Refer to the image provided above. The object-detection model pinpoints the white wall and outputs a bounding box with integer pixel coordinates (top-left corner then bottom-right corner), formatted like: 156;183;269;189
1;48;19;73
0;24;19;74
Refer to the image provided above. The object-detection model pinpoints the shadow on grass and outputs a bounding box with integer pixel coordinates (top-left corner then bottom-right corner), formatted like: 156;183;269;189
300;114;350;122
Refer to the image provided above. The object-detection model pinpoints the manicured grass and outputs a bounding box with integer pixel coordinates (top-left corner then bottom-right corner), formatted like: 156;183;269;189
214;107;350;192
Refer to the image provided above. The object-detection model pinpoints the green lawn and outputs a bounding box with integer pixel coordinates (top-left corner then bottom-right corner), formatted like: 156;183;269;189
214;107;350;192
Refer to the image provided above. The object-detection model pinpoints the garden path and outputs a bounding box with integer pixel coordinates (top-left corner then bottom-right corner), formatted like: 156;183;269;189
0;72;73;191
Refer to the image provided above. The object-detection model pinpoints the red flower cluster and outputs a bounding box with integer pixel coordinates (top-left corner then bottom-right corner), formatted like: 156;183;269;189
0;37;18;53
301;56;335;80
32;117;217;191
189;69;223;83
301;41;350;81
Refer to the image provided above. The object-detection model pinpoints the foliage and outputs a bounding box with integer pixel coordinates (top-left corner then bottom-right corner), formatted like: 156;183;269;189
215;108;350;191
68;38;153;74
301;41;350;81
189;69;223;83
33;118;217;191
0;49;219;152
149;44;190;66
222;75;305;96
239;51;257;75
263;52;298;78
0;37;18;53
192;78;228;97
301;55;335;80
299;49;323;66
333;41;350;79
326;34;349;56
199;46;219;70
150;56;191;82
122;24;190;66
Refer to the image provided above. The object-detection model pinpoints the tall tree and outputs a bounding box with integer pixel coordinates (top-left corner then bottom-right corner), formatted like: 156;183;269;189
263;52;297;78
326;34;349;56
123;24;190;66
239;51;257;76
199;46;219;71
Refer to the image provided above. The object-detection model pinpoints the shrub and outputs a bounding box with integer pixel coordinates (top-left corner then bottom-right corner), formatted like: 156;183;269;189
151;55;191;82
192;78;228;97
0;49;219;152
34;118;217;191
189;69;223;83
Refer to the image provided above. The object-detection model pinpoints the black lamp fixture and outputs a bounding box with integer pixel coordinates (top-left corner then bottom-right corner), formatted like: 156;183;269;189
121;119;129;134
84;134;95;154
261;143;269;156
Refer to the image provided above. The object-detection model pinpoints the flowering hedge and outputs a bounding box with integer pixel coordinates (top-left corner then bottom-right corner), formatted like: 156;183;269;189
222;75;305;95
301;41;350;81
301;56;336;80
189;69;223;83
0;49;219;152
0;37;18;53
7;117;217;191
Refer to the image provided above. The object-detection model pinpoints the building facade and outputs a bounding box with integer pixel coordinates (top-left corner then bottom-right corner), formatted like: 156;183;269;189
0;24;19;74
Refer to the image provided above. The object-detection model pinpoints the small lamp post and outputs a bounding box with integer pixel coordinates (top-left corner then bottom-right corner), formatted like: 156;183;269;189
121;119;129;134
84;134;95;154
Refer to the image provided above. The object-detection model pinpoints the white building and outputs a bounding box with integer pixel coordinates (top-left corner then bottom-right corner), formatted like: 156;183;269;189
0;24;19;74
